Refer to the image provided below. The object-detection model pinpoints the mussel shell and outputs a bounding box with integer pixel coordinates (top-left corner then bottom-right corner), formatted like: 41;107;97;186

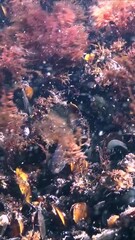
107;140;128;153
107;139;128;163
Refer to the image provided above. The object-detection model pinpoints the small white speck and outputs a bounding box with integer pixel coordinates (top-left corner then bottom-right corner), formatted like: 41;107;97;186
99;131;104;136
47;72;51;76
24;127;30;137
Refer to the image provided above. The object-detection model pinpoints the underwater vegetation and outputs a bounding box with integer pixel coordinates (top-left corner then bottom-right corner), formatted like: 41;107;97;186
90;0;135;34
0;0;135;239
0;0;88;81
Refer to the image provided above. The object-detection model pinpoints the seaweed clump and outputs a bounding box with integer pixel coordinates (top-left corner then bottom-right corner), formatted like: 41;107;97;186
0;0;88;82
90;0;135;34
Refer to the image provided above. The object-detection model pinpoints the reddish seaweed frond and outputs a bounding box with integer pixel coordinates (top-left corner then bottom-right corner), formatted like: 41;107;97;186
0;45;27;80
90;0;135;34
0;89;26;155
99;43;135;88
100;169;133;191
8;0;88;64
0;0;88;81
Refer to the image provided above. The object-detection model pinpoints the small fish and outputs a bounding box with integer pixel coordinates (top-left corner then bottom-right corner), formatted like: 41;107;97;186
84;53;95;62
0;4;9;26
38;203;46;240
48;144;66;174
0;4;7;18
24;85;34;99
22;88;32;116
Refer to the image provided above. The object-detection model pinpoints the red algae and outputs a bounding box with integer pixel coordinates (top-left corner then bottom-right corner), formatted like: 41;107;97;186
0;45;27;80
0;0;88;81
7;0;88;67
90;0;135;34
